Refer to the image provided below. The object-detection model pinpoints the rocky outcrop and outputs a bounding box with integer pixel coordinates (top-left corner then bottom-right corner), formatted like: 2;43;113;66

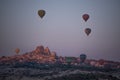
0;45;57;64
44;47;51;55
34;45;44;54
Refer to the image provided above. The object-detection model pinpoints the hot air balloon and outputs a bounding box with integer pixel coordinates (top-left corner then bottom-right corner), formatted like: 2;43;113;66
82;14;89;22
80;54;87;63
85;28;91;36
38;10;45;18
15;48;20;54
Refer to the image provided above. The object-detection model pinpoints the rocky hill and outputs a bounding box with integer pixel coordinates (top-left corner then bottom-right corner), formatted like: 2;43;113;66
0;45;57;64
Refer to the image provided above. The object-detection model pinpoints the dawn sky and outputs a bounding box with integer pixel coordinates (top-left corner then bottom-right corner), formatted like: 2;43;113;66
0;0;120;61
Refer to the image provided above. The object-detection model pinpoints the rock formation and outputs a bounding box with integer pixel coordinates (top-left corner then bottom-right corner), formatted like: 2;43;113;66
0;45;57;64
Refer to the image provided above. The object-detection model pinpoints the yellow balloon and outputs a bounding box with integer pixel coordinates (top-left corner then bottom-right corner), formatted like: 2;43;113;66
15;48;20;54
38;10;45;18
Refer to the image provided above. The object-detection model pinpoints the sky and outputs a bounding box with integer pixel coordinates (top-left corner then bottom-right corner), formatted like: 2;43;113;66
0;0;120;62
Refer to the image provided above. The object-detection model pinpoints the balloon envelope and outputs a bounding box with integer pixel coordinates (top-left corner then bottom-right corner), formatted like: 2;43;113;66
38;10;45;18
85;28;91;36
80;54;87;63
82;14;89;22
15;48;20;54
